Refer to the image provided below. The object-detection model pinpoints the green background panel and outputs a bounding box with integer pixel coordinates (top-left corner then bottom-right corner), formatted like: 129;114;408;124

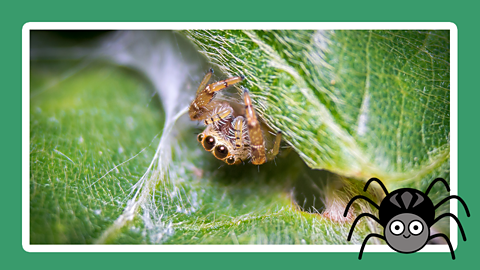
2;0;478;269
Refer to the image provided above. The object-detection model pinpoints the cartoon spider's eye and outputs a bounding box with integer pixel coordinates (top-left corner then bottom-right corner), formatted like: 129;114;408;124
214;145;229;159
409;220;423;235
226;156;235;165
203;136;216;151
197;133;204;143
390;220;404;235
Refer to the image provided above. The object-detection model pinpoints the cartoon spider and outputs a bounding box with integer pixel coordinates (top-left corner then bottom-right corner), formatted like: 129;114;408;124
189;68;282;165
344;178;470;260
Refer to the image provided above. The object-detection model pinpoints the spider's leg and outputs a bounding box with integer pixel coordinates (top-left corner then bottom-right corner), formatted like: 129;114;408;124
231;116;247;149
243;88;266;165
425;178;450;196
358;233;385;260
429;234;455;260
434;195;470;217
267;131;282;161
343;195;380;217
203;105;233;128
196;68;213;95
189;69;213;120
433;213;467;241
347;213;381;241
189;70;244;121
208;75;245;92
363;178;389;196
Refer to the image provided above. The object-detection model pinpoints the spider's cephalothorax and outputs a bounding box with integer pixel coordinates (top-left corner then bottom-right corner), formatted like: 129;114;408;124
344;178;470;260
189;68;282;165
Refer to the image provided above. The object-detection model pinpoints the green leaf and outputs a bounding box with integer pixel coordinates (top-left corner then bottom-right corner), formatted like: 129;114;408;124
182;30;450;187
30;30;450;244
30;63;163;243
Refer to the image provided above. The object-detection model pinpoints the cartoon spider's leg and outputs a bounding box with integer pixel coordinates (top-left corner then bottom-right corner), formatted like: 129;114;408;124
343;195;380;217
189;69;244;121
363;178;389;195
232;116;246;149
434;196;470;217
429;234;455;260
425;178;450;195
203;106;233;126
267;131;282;161
358;233;385;260
243;88;266;165
433;213;467;241
347;213;381;241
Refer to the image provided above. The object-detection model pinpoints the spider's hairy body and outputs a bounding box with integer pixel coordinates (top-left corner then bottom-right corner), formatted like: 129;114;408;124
200;103;252;165
189;69;281;165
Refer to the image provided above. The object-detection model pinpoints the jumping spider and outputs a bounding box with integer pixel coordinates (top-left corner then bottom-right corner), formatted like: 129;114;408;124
189;68;282;165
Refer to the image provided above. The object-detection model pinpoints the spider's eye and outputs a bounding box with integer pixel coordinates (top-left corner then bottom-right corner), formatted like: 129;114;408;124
214;145;229;159
203;136;216;151
226;156;235;165
409;220;423;235
197;133;204;143
390;220;404;235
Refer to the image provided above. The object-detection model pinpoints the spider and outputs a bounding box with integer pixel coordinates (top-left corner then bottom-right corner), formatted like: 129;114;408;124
344;177;470;260
189;68;282;165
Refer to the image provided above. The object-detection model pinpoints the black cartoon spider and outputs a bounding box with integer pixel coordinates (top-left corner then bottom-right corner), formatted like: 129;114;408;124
344;178;470;260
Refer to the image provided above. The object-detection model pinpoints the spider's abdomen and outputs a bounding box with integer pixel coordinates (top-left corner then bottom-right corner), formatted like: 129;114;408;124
379;188;435;227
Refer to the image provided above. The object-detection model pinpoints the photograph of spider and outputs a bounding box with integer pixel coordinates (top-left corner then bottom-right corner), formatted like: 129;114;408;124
344;178;470;259
190;68;282;165
27;28;455;250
